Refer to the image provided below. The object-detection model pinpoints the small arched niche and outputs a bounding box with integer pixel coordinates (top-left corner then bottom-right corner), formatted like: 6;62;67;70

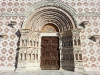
41;23;59;33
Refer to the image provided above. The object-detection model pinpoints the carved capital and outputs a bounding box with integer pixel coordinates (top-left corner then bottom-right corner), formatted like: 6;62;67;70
59;31;64;37
72;28;81;34
21;28;30;33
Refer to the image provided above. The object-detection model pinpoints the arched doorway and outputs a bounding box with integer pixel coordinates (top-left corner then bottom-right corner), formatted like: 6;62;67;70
40;24;60;70
17;0;84;71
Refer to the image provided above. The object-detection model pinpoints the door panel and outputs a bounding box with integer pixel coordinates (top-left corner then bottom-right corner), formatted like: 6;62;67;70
41;37;60;70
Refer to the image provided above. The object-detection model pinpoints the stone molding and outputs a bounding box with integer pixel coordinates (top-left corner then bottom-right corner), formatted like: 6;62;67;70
0;12;100;16
21;0;78;31
0;0;99;17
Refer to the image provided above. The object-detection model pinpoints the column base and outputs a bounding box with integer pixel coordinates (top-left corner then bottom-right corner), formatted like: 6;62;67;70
37;67;41;70
59;67;65;71
74;67;84;72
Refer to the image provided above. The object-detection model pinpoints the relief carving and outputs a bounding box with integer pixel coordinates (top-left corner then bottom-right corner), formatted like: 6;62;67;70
41;24;58;33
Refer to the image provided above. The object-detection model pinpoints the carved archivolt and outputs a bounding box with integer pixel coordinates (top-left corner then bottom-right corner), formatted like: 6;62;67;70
22;0;77;32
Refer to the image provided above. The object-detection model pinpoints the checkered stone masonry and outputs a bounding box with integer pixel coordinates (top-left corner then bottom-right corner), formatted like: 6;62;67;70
0;0;100;71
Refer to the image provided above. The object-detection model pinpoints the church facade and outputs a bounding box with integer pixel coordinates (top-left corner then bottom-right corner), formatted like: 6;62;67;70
0;0;100;72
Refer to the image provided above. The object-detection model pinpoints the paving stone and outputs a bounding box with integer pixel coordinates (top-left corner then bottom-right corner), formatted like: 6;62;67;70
0;70;100;75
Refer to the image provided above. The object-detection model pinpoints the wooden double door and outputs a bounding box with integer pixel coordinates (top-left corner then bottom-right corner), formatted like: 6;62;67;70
41;37;60;70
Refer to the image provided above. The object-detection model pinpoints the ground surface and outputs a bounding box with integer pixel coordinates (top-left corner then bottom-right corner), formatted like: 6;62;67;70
0;70;100;75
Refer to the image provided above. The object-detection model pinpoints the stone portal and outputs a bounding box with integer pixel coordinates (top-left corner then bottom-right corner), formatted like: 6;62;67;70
16;0;84;71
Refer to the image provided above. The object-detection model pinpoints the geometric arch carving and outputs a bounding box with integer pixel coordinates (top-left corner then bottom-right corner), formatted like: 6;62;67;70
22;0;77;32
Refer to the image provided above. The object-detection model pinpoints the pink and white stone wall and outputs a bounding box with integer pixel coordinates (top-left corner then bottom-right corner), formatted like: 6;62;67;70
0;0;100;71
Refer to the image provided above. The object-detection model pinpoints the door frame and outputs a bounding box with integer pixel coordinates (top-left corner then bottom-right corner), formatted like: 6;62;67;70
40;33;60;70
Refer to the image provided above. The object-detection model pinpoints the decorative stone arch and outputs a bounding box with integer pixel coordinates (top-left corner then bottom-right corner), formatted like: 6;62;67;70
22;0;77;31
17;0;84;72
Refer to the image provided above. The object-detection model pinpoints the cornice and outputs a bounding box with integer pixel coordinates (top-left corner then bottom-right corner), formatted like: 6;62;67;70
75;12;100;16
0;12;100;17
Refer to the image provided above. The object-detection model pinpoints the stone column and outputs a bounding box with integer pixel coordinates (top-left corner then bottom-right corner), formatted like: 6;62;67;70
73;38;75;47
76;39;78;46
37;36;41;69
19;53;22;60
26;53;30;62
59;32;63;70
20;38;22;46
28;39;31;46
